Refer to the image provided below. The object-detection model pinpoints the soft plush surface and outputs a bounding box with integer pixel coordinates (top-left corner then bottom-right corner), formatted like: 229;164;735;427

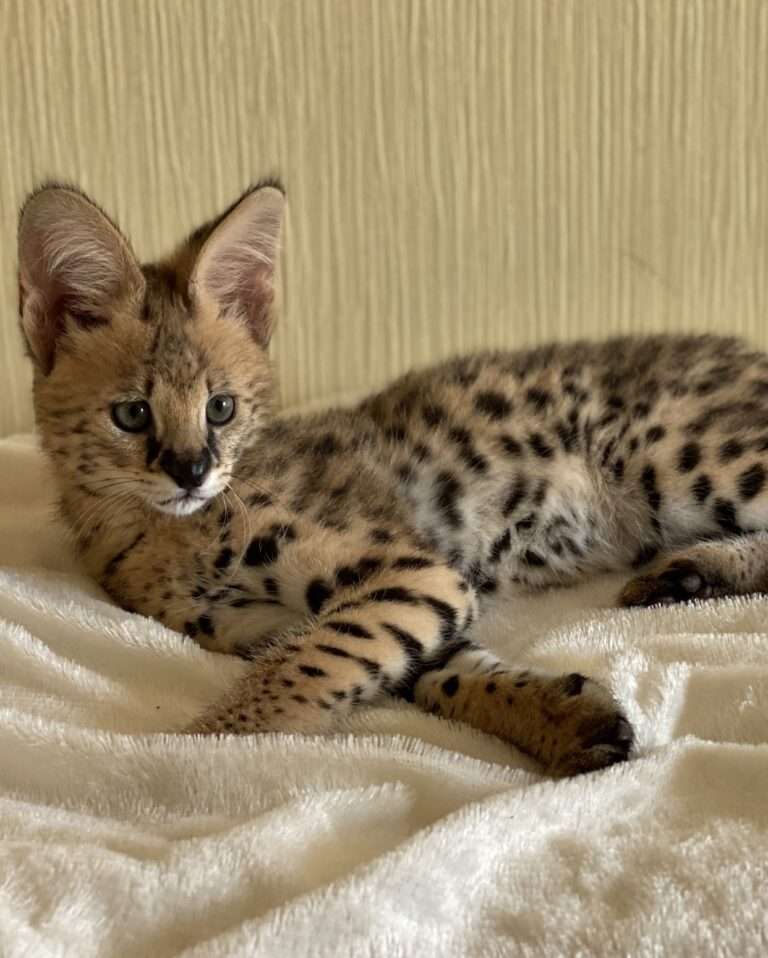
1;433;766;957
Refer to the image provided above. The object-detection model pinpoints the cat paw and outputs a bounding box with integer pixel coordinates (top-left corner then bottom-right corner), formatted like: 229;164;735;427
545;674;635;777
619;558;715;608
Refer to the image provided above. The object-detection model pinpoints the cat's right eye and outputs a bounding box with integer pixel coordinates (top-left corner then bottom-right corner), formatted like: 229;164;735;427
111;400;152;433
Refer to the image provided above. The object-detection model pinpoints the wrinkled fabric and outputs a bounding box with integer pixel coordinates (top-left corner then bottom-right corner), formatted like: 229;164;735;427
0;434;766;957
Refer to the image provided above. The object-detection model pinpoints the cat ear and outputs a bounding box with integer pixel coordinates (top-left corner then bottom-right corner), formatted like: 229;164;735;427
190;182;285;347
17;184;144;375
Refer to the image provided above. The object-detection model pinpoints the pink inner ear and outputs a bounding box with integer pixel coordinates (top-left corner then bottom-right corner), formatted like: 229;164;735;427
194;187;284;347
18;187;144;375
20;289;61;376
204;252;275;344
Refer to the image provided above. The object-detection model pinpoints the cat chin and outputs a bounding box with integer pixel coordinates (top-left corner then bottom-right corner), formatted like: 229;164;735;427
152;495;211;517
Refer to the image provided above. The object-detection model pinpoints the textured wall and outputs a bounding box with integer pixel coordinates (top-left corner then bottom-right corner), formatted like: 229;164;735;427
2;0;768;436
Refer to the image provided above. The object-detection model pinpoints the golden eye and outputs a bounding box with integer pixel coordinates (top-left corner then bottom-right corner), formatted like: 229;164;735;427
111;400;152;433
206;394;235;425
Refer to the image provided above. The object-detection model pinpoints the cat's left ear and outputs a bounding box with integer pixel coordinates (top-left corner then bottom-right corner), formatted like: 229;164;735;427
190;182;285;347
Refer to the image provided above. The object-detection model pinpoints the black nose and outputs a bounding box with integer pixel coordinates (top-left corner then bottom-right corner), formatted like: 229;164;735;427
159;448;212;490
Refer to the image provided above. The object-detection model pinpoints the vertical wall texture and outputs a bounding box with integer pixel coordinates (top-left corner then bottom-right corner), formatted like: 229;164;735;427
1;0;768;435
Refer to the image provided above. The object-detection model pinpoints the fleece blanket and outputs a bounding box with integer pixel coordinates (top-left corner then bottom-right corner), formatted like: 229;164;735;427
0;432;767;958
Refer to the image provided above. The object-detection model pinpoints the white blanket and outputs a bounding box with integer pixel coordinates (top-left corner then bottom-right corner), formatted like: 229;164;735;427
1;433;767;957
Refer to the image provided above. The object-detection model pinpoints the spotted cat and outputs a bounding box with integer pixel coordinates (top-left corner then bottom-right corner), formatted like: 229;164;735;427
20;182;768;775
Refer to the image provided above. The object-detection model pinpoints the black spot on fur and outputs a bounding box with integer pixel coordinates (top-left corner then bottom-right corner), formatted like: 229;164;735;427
441;674;460;697
521;549;546;567
515;513;536;533
499;434;524;457
532;479;548;507
646;425;666;444
366;586;418;606
556;421;578;453
502;476;528;517
738;463;766;501
474;390;512;420
612;458;625;482
678;443;701;473
526;388;552;411
489;529;512;563
600;439;617;469
245;536;279;566
298;664;327;678
197;615;214;636
370;528;393;544
314;434;340;456
719;439;744;464
422;596;458;639
306;579;333;615
336;558;383;587
435;471;463;528
326;621;373;639
641;464;662;511
381;622;424;659
691;474;713;503
214;547;234;571
315;644;381;678
713;497;741;534
528;433;554;459
449;426;488;474
392;556;433;570
385;425;407;443
422;404;446;428
485;681;496;694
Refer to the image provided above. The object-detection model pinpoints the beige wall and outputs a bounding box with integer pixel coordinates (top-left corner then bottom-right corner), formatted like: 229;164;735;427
2;0;768;436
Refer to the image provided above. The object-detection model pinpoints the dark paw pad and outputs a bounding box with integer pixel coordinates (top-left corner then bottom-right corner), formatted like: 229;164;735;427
580;713;634;753
554;710;635;777
618;559;713;608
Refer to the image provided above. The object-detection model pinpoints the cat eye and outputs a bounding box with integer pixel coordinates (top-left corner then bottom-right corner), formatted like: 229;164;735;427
111;399;152;433
206;394;235;425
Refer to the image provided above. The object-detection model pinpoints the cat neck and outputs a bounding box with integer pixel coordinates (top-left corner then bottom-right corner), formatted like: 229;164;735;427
58;478;157;581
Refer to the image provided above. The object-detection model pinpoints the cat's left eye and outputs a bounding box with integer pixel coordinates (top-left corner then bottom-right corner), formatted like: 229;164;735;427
206;394;235;425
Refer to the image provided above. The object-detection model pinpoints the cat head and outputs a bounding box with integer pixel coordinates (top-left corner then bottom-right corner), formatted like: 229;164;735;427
18;180;284;517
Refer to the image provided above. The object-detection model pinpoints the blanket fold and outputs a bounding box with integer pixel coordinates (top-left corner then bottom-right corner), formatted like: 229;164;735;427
0;435;766;957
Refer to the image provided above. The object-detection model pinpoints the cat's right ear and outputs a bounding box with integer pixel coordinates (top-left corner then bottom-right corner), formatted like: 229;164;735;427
17;184;144;375
189;182;285;347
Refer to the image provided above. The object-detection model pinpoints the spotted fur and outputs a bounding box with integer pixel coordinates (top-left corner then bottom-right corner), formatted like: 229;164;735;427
25;183;768;776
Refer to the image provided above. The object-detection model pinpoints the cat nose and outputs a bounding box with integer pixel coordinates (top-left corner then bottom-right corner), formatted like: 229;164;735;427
159;448;212;490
